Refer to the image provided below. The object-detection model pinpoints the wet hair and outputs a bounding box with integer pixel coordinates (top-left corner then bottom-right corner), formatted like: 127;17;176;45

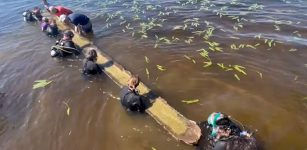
226;136;257;150
63;30;74;38
216;117;231;128
216;117;242;136
128;75;140;90
42;17;49;23
87;49;98;61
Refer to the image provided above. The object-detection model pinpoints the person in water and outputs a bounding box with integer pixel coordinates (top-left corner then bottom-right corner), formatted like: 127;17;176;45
22;7;43;22
50;30;78;57
59;13;93;35
42;0;73;17
83;49;102;75
41;17;59;36
120;75;146;112
196;112;257;150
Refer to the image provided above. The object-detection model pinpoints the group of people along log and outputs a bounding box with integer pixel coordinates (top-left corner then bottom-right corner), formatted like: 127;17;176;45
22;1;258;150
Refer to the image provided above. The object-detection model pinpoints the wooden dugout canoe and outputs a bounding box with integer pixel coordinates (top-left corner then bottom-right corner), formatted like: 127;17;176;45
43;12;201;145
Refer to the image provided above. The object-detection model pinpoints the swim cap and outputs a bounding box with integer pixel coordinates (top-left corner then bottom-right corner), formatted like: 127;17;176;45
59;14;67;22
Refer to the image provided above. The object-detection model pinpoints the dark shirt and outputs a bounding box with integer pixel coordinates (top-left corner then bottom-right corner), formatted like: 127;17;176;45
68;13;90;26
54;39;77;57
196;121;244;150
83;59;102;75
120;86;144;111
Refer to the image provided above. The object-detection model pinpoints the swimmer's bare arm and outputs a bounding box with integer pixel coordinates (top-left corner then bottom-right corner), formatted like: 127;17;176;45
42;0;50;9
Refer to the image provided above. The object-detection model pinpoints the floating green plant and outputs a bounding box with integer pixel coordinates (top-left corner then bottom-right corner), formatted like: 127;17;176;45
33;80;52;89
157;65;167;71
181;99;199;104
146;68;150;79
63;102;71;116
234;74;240;81
145;56;150;63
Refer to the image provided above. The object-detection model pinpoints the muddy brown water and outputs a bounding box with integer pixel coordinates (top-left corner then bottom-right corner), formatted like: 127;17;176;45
0;0;307;150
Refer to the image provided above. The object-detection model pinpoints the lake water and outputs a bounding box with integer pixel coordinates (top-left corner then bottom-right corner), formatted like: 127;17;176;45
0;0;307;149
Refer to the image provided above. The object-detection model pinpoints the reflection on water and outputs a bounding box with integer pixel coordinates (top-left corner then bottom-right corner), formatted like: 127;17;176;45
0;0;307;150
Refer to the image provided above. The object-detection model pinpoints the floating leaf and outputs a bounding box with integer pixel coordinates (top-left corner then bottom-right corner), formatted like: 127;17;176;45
33;80;53;89
233;65;247;75
63;102;71;116
152;147;157;150
294;75;298;81
182;99;199;104
257;71;263;79
145;68;150;79
289;48;297;52
145;56;150;63
173;25;183;30
156;65;167;71
234;74;240;81
246;44;256;49
184;55;191;60
203;61;212;67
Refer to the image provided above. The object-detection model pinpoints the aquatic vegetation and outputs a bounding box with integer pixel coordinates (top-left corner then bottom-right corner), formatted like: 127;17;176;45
274;25;280;31
145;56;150;63
146;68;150;79
157;65;167;71
233;65;247;75
257;71;263;79
183;55;196;64
184;37;194;44
181;99;199;104
63;102;71;116
33;80;52;89
264;39;276;48
94;0;300;82
234;74;240;81
203;61;212;68
248;3;264;11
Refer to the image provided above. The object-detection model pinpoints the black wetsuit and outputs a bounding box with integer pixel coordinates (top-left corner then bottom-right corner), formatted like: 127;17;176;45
23;10;42;22
46;25;59;37
196;121;245;150
120;86;145;112
23;10;36;22
52;39;77;57
83;59;102;75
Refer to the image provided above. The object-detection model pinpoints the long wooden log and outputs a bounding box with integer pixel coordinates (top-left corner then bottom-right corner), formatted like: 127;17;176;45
49;13;201;144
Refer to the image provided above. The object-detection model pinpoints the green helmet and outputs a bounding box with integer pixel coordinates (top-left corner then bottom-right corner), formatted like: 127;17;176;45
207;112;225;137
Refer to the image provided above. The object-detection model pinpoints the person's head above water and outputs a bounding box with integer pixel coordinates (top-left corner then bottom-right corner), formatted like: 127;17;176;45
42;17;49;23
63;30;74;40
128;75;140;91
207;112;232;138
87;49;98;61
49;6;58;14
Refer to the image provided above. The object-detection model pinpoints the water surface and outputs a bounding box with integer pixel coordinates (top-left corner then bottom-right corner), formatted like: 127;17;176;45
0;0;307;149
